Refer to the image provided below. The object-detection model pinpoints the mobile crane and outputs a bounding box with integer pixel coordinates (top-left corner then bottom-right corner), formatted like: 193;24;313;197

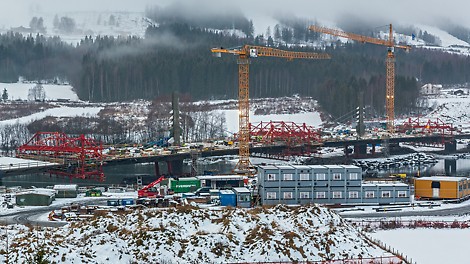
211;45;330;175
137;175;165;198
309;24;411;132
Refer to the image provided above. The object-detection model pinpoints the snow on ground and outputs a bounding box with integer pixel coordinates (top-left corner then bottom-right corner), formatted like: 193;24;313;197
0;11;153;45
0;205;395;263
425;93;470;131
369;229;470;264
0;82;78;101
415;24;470;48
0;106;103;126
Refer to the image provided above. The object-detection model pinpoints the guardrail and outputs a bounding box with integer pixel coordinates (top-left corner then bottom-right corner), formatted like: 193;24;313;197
350;219;470;230
230;256;404;263
0;161;57;171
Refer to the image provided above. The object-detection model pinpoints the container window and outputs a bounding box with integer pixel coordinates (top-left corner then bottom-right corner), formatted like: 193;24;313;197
333;173;342;180
381;191;391;198
349;173;358;180
299;173;310;181
332;191;342;198
365;191;375;198
316;191;326;199
266;192;277;199
316;173;326;181
299;192;310;199
283;174;294;181
397;191;407;198
283;192;293;199
266;174;277;181
348;191;359;199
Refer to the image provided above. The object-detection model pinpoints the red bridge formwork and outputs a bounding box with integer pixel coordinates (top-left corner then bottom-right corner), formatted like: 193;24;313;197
397;117;455;136
17;132;105;181
249;121;322;156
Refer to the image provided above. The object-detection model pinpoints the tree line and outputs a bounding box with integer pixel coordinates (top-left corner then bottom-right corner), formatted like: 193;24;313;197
0;23;470;121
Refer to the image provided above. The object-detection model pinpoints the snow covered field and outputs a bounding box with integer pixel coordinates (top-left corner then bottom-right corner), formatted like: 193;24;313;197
369;229;470;264
0;81;78;101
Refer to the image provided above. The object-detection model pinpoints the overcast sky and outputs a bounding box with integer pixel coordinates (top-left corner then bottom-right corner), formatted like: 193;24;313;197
1;0;469;32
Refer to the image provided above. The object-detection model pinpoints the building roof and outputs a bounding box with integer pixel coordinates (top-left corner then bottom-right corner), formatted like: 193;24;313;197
17;188;55;196
219;190;235;195
257;165;279;170
341;165;361;169
275;165;295;170
232;187;250;193
308;165;327;169
197;175;245;180
416;176;467;182
322;165;345;169
293;165;312;170
53;184;78;190
362;182;409;187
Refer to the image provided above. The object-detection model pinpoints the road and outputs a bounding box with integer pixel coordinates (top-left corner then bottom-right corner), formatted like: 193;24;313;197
341;202;470;218
0;198;112;227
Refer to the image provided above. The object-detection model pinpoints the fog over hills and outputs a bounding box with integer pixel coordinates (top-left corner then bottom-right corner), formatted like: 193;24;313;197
1;0;469;36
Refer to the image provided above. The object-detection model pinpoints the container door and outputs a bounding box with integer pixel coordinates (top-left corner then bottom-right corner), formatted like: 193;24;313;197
431;181;440;198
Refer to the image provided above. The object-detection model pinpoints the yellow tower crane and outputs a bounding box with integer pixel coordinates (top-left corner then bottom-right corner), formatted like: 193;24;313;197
211;45;330;175
309;24;411;133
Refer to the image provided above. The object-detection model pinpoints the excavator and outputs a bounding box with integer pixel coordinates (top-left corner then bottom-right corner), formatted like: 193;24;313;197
137;175;165;198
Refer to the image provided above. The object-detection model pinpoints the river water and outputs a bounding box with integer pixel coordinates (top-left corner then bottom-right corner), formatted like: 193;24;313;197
1;156;470;188
0;159;236;188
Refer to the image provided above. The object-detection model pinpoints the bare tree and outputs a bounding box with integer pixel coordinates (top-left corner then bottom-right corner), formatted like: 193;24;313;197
28;84;46;101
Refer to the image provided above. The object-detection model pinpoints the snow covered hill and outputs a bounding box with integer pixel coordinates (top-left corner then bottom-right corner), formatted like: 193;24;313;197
0;205;394;263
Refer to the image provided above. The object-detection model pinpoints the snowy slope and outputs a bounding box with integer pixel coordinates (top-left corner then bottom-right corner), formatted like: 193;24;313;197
0;82;78;101
414;24;470;47
0;205;394;263
425;93;470;132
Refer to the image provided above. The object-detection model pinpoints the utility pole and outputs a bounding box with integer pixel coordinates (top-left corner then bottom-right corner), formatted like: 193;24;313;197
171;91;181;146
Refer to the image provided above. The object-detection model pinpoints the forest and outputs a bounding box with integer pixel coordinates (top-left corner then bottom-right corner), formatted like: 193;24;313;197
0;19;470;121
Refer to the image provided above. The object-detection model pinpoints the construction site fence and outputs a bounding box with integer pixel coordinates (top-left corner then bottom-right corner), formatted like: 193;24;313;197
230;256;404;264
350;219;470;230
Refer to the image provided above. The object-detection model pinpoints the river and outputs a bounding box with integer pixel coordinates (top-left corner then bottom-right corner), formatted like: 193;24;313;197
1;155;470;188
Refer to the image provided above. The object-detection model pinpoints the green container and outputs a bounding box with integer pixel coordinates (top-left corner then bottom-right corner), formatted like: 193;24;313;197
16;192;54;206
86;189;102;197
170;178;201;193
55;190;78;198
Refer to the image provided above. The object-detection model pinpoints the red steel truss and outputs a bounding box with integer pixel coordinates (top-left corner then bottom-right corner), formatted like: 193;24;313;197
397;117;455;136
250;121;322;146
17;132;105;181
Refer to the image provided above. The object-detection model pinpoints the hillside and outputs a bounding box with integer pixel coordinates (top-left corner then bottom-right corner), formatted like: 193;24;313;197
0;205;394;263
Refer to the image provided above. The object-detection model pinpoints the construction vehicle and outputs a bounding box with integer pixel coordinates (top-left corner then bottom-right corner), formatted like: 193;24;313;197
211;45;330;176
309;24;411;133
137;175;165;198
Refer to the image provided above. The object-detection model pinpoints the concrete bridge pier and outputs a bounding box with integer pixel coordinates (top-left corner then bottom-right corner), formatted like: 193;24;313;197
167;160;184;176
444;139;457;153
154;161;160;177
444;159;457;176
353;144;367;157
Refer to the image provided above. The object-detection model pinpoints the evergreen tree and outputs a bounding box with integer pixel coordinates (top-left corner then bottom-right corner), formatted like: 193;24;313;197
2;88;7;101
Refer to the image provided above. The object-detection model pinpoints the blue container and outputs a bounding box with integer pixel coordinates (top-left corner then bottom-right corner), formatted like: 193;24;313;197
107;200;119;206
120;199;134;206
219;190;236;207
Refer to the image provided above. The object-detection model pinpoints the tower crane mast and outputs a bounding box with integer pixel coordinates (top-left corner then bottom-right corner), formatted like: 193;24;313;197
211;45;330;175
309;24;411;132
